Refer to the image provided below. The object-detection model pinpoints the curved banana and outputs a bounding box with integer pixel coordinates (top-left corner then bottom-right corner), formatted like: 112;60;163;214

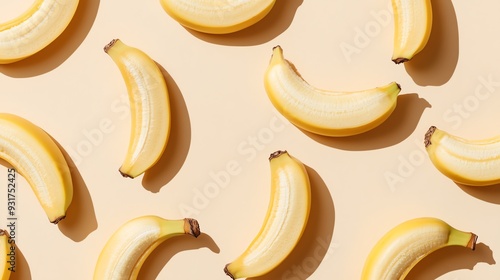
224;150;311;279
391;0;433;63
0;113;73;224
0;0;79;64
93;215;200;280
425;126;500;186
104;39;171;179
361;217;477;280
264;46;401;137
1;230;11;280
159;0;276;34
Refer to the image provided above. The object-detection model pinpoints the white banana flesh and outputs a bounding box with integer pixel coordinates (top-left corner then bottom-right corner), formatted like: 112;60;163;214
160;0;276;34
0;230;11;280
361;217;477;280
264;46;401;137
93;216;200;280
224;150;311;279
391;0;433;63
0;113;73;224
0;0;79;64
104;39;171;179
425;126;500;186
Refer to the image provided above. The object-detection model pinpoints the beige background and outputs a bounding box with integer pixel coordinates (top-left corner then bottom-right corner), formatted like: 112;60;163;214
1;0;500;279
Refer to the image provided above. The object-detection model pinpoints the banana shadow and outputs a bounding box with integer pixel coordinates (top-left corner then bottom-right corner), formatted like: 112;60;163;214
303;93;431;151
9;245;32;280
248;165;336;280
141;63;191;193
0;0;100;77
184;0;303;46
455;182;500;205
403;0;459;86
53;138;98;242
405;242;495;280
136;233;220;280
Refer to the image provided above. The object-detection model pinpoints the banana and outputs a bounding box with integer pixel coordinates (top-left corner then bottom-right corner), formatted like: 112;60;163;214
425;126;500;186
0;113;73;224
391;0;433;63
264;46;401;137
361;217;477;280
1;230;11;280
0;0;79;64
159;0;276;34
104;39;171;179
93;215;200;280
224;150;311;279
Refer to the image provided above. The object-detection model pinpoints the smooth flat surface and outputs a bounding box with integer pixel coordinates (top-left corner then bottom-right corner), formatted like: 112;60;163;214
0;0;499;279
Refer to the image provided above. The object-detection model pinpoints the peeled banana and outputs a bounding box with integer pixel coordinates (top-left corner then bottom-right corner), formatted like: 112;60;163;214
391;0;433;63
224;150;311;279
104;39;171;178
0;113;73;224
1;230;11;280
425;126;500;186
93;215;200;280
361;217;477;280
0;0;79;64
264;46;401;137
159;0;276;34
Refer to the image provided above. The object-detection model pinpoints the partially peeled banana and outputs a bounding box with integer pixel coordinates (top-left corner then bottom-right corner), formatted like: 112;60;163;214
264;46;401;137
93;216;200;280
160;0;276;34
361;217;477;279
0;0;79;63
104;39;171;179
224;150;311;279
425;126;500;186
0;113;73;224
391;0;433;63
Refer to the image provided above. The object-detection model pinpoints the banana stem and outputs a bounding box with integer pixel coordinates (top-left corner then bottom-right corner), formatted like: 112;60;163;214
184;218;201;238
466;233;478;250
448;229;478;250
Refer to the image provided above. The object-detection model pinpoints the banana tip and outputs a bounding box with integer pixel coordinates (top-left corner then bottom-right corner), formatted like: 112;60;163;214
424;126;437;147
51;215;66;225
119;169;135;179
269;150;287;160
392;57;409;64
223;264;235;279
104;39;119;53
396;82;402;91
